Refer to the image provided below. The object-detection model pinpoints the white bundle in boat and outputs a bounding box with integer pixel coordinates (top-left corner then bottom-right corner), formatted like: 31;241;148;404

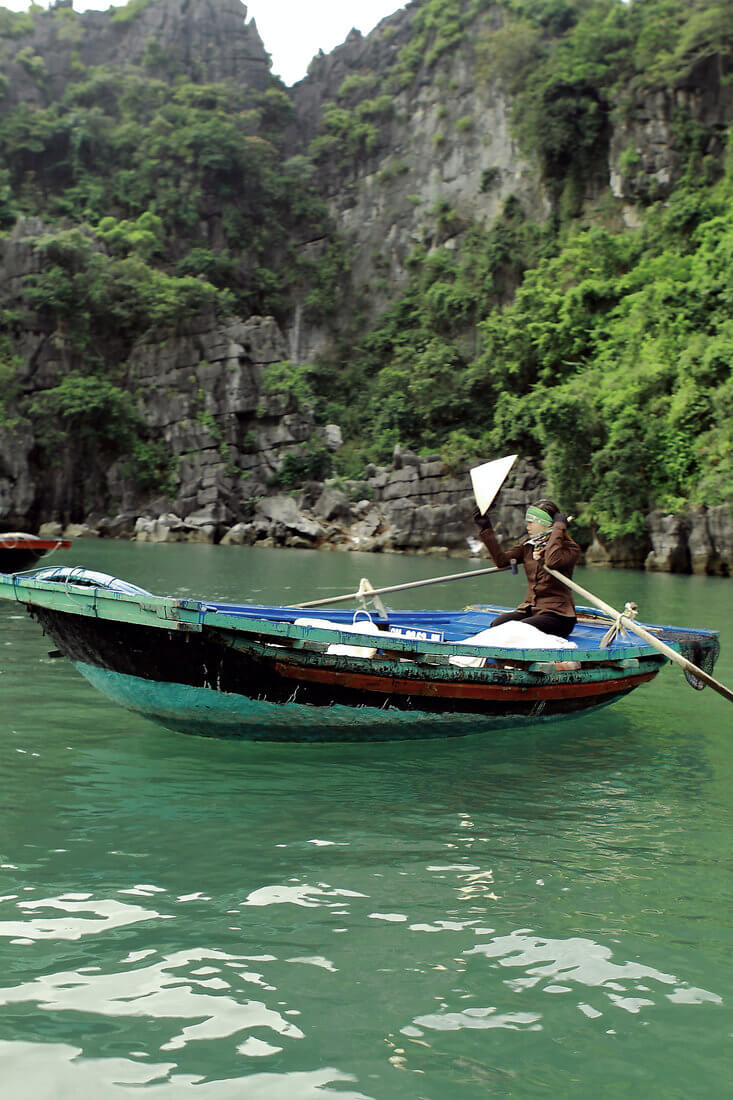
294;617;381;658
294;617;577;665
449;621;577;668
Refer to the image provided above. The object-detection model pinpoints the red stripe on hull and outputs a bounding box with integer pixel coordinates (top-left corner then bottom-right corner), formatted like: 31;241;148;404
273;663;658;701
0;538;71;549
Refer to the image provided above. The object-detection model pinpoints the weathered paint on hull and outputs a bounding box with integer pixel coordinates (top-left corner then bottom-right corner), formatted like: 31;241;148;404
75;661;642;742
24;604;662;741
273;661;657;704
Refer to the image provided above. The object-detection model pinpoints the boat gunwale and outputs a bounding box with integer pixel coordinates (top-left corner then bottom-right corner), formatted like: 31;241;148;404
0;570;688;666
231;629;667;685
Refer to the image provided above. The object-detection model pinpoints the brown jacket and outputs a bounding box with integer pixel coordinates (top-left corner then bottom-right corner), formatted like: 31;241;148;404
479;521;580;618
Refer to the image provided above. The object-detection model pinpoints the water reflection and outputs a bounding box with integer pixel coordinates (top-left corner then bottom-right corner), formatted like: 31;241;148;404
0;1042;373;1099
464;929;721;1009
0;945;303;1048
0;893;163;942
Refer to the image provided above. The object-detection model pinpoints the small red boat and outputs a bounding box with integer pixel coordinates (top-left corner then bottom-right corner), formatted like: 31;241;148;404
0;533;71;572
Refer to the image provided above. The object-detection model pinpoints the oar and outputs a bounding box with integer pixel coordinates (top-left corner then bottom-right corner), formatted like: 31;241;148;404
289;563;513;609
545;565;733;704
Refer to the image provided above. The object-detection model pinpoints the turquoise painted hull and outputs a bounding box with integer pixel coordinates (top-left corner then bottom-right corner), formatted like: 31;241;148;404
75;661;616;742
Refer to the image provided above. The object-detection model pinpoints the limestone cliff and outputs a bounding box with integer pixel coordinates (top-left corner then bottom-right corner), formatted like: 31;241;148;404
610;52;733;204
1;0;269;111
289;3;548;327
121;312;317;525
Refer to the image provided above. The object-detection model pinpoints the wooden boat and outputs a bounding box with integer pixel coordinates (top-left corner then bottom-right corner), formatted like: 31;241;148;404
0;566;721;741
0;532;71;572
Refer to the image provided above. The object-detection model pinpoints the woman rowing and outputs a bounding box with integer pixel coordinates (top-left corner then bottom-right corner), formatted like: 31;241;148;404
473;499;580;638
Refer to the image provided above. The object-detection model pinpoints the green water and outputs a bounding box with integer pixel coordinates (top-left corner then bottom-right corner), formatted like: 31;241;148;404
1;540;731;1098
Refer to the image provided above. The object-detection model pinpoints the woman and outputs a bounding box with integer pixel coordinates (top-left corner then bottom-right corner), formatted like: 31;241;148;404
473;498;580;638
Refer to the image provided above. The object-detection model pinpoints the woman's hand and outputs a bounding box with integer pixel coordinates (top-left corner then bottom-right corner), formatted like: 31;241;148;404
472;506;491;530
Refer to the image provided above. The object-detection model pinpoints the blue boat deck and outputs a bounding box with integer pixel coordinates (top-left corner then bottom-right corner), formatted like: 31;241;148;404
203;601;715;654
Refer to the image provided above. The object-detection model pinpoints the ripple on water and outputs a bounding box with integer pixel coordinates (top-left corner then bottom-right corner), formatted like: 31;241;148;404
0;893;167;943
395;921;722;1057
0;1042;374;1099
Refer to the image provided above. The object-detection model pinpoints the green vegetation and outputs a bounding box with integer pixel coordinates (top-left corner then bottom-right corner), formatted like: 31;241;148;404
474;0;733;211
28;371;174;511
337;71;378;100
292;0;733;536
392;0;473;87
15;46;46;80
270;437;333;489
309;94;395;164
313;153;733;536
0;20;337;515
0;66;327;314
0;7;37;38
22;226;231;355
110;0;155;24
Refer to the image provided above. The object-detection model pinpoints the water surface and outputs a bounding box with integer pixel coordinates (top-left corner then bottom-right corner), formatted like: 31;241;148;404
1;542;731;1097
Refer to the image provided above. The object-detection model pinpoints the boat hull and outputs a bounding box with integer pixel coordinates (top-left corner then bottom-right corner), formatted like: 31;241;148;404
0;535;71;572
75;661;649;740
0;547;47;571
35;607;659;741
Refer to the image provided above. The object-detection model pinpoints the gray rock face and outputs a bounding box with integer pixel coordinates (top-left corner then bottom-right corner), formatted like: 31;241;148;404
97;513;138;539
208;452;546;556
1;0;270;113
120;313;316;524
220;521;258;546
361;452;545;553
313;487;352;523
288;5;548;328
644;506;733;575
645;512;691;573
706;506;733;576
687;508;717;576
255;495;324;540
0;421;37;528
610;53;733;203
585;533;650;570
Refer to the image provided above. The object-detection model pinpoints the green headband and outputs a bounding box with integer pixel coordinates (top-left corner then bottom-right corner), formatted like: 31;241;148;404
525;505;553;526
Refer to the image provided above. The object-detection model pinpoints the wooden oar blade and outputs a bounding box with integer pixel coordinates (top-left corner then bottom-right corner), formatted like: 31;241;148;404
470;454;517;516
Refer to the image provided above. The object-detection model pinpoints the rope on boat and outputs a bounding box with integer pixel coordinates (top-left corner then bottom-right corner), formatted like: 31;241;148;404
356;577;387;618
600;601;639;648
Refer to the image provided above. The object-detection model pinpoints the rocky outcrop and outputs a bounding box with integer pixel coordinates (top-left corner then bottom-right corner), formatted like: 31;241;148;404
0;0;270;113
289;6;548;323
357;451;544;552
32;425;733;575
574;532;650;571
610;52;733;203
85;449;546;555
646;506;732;576
0;420;37;529
114;313;321;525
644;512;691;573
0;216;323;530
1;2;731;576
